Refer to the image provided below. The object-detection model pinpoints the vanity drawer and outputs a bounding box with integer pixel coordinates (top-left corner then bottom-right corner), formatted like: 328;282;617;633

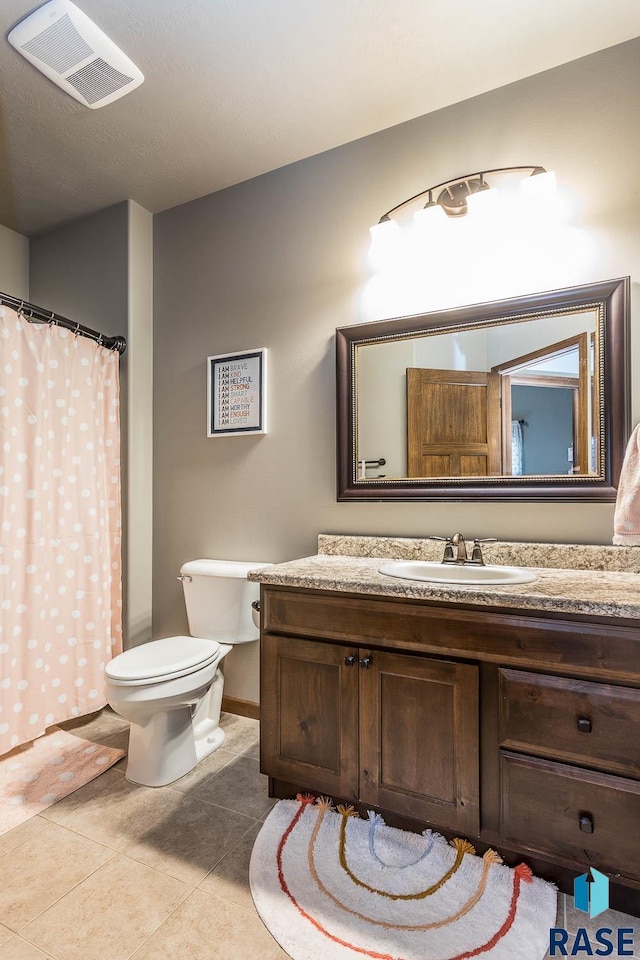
500;752;640;879
499;669;640;777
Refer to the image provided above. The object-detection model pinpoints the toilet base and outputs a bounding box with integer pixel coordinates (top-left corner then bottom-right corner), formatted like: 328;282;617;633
123;665;228;788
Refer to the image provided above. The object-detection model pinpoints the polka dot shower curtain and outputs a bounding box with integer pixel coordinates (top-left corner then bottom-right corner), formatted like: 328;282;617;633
0;306;123;756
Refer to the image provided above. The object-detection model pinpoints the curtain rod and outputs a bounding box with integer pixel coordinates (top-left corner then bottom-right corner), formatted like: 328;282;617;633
0;291;127;355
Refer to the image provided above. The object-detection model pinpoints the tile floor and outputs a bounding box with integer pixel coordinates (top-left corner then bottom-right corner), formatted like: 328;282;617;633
0;709;287;960
0;708;636;960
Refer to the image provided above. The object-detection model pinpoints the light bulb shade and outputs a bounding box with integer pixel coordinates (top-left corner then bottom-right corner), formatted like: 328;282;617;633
413;203;447;230
520;170;556;201
368;217;403;269
465;186;499;218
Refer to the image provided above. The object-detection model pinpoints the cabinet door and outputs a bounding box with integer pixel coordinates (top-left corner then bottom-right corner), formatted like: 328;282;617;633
260;635;359;799
359;651;479;834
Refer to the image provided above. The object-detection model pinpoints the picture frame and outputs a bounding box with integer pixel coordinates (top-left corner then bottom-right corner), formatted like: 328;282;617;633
207;347;268;437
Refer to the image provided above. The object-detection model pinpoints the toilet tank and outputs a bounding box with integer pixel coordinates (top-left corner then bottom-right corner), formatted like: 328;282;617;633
180;559;271;644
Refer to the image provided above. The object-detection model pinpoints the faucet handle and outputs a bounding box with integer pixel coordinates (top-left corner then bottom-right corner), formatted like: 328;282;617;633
471;537;497;564
428;535;455;563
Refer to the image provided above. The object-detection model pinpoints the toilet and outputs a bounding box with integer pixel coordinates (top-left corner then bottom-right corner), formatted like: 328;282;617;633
104;558;270;787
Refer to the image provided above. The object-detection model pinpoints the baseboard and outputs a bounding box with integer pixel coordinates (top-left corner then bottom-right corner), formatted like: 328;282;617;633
221;695;260;721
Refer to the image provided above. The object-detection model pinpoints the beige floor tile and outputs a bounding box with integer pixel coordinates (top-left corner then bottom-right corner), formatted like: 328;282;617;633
100;728;130;770
59;709;128;744
22;854;190;960
199;820;262;911
0;822;114;931
40;768;125;823
194;756;273;819
242;741;260;761
59;774;254;884
52;772;164;845
125;793;257;885
0;936;54;959
170;745;236;793
130;887;278;960
0;924;12;947
0;816;48;856
565;900;637;937
219;713;260;755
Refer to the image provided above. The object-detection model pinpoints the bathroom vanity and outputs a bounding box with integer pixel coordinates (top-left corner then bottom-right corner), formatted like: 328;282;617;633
249;536;640;914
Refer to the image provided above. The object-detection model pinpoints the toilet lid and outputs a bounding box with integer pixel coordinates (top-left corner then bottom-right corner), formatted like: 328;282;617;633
105;636;221;682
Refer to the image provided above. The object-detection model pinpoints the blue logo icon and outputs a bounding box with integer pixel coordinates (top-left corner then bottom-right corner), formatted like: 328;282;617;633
574;867;609;919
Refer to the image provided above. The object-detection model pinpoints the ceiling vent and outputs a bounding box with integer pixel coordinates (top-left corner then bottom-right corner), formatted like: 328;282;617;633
8;0;144;109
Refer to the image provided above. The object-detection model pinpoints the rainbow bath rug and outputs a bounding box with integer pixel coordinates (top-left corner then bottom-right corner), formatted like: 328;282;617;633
249;794;557;960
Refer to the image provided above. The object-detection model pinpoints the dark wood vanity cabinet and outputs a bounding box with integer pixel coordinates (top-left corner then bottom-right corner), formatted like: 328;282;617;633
259;585;640;910
260;634;479;833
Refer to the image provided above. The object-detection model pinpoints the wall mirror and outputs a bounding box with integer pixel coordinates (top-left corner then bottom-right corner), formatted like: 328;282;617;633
336;278;629;501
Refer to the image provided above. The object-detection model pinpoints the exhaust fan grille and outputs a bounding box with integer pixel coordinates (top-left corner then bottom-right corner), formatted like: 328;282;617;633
8;1;144;109
67;57;133;105
21;13;93;75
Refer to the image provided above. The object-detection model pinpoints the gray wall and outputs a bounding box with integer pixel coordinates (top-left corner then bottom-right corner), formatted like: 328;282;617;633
153;41;640;694
0;222;29;299
512;386;574;475
30;201;153;649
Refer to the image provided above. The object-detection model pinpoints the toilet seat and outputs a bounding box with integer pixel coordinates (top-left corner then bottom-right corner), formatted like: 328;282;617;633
105;635;221;686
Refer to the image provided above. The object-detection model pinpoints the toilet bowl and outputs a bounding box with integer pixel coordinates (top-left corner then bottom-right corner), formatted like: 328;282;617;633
104;559;270;787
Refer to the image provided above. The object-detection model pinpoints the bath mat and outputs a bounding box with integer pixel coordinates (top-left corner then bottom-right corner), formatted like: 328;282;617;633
0;726;125;835
249;795;557;960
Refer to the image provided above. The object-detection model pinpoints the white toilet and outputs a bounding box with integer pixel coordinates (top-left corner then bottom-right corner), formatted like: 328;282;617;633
104;558;270;787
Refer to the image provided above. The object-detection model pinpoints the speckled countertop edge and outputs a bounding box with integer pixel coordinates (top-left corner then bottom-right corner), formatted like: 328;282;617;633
317;534;640;573
248;541;640;620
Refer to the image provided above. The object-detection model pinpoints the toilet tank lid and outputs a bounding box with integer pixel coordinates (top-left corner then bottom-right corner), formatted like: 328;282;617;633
180;559;272;579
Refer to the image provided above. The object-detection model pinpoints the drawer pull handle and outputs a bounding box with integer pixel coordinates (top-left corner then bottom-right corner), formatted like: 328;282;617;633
579;814;594;834
359;656;373;669
344;655;357;667
577;717;592;734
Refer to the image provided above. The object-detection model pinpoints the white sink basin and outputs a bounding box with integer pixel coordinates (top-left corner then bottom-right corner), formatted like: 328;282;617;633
378;560;538;586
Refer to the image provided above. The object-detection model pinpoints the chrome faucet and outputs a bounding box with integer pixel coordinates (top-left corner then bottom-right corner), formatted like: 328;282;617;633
451;533;468;563
430;535;497;566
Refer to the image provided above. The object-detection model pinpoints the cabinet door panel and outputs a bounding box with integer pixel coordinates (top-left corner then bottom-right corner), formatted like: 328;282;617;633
359;652;479;834
260;635;359;799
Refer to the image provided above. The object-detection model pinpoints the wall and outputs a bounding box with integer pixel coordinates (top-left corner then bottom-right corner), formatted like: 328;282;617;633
153;40;640;701
0;222;29;299
30;200;153;648
512;385;574;475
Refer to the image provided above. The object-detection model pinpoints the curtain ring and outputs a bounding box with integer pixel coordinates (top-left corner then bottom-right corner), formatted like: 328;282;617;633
49;311;55;327
73;322;80;338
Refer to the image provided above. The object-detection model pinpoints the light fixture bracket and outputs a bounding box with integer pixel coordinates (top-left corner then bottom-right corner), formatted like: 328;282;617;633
376;165;547;223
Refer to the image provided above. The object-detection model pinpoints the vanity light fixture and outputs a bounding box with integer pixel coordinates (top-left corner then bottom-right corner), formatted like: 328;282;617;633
370;166;556;241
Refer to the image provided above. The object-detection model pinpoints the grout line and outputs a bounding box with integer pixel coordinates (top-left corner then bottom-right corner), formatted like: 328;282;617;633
0;814;51;858
123;879;194;960
14;842;118;935
197;815;261;887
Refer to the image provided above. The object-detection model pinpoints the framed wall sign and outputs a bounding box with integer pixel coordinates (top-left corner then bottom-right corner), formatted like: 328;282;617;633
207;347;268;437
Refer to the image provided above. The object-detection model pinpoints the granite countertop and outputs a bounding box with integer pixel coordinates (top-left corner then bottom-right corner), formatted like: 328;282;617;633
247;536;640;620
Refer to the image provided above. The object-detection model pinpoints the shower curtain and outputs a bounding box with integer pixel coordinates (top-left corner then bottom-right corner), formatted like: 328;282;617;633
0;306;122;756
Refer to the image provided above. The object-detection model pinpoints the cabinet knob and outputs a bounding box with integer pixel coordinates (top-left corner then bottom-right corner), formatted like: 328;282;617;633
359;656;372;669
344;655;357;667
579;814;594;834
577;716;592;734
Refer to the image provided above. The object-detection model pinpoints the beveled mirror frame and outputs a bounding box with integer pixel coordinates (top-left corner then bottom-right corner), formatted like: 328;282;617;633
336;277;630;501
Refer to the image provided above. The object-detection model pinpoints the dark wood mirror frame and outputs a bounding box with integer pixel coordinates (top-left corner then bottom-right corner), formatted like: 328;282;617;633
336;277;630;502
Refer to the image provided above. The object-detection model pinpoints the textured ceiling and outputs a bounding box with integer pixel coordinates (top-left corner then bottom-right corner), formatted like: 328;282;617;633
1;0;640;236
